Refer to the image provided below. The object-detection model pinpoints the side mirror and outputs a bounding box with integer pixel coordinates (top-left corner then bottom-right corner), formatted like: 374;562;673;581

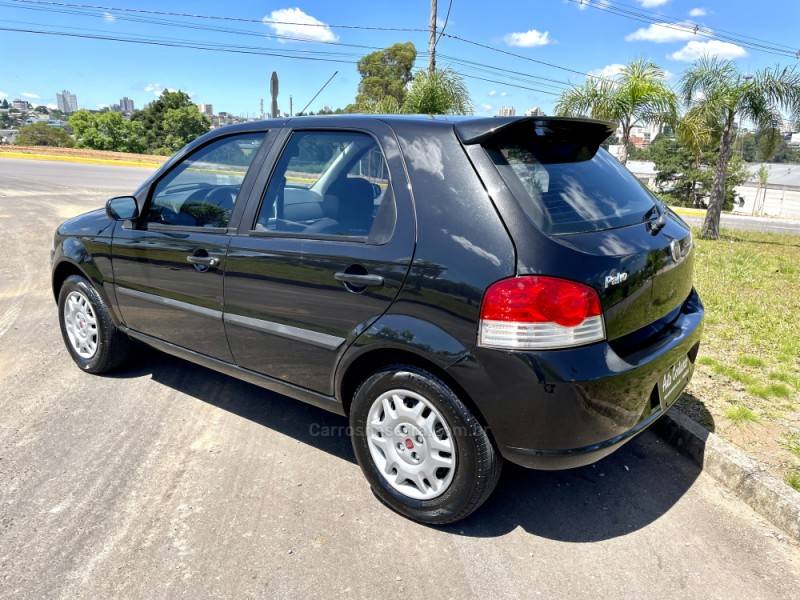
106;196;139;221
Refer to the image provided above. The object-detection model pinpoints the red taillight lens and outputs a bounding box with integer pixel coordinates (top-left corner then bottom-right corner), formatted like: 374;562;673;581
478;276;604;350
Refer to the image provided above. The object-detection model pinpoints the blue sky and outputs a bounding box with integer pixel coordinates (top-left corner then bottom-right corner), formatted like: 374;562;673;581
1;0;798;116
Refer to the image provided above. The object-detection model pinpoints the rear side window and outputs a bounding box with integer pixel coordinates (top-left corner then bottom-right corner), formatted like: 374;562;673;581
487;144;656;235
255;131;396;243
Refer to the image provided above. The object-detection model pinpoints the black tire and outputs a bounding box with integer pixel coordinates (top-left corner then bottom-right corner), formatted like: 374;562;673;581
57;274;131;374
350;365;502;525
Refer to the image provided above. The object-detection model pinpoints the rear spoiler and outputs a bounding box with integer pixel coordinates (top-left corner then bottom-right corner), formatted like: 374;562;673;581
454;116;614;149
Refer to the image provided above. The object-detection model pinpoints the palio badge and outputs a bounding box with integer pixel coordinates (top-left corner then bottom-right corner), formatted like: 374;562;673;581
604;271;628;288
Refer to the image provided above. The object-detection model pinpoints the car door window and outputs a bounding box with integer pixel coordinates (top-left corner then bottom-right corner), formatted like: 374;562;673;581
255;131;396;243
147;133;266;228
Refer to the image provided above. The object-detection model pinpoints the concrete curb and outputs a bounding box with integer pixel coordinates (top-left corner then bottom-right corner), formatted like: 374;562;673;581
654;408;800;542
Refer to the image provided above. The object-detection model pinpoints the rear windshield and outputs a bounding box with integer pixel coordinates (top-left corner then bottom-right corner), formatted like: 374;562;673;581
487;144;656;235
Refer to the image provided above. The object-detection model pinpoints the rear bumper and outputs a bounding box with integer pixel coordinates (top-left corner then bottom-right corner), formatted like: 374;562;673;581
448;289;704;470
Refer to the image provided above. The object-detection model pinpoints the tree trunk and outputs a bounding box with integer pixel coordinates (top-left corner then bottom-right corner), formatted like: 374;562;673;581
619;126;630;165
701;113;735;240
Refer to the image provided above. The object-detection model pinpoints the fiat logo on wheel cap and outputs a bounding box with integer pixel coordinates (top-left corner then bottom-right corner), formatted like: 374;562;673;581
404;438;414;450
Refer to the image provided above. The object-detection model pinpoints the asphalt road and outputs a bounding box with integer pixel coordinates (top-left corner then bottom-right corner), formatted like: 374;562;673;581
2;157;800;599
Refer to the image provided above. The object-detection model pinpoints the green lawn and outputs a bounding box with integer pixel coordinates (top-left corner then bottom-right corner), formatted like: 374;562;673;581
679;228;800;489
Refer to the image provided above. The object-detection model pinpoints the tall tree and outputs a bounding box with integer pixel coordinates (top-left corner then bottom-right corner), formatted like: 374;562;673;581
15;122;73;147
352;42;417;109
131;90;210;154
681;57;800;239
555;59;677;164
69;110;145;153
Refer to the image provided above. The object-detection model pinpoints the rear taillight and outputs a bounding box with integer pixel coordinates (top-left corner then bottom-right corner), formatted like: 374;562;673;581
478;276;605;349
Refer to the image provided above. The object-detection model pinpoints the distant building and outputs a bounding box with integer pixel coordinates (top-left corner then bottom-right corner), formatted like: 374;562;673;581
56;90;78;113
789;132;800;147
0;129;19;144
119;96;135;113
12;99;31;111
524;106;545;117
197;103;214;117
497;106;516;117
617;122;661;148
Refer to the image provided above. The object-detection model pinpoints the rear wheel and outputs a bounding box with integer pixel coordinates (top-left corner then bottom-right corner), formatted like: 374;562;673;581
58;274;131;373
350;365;502;525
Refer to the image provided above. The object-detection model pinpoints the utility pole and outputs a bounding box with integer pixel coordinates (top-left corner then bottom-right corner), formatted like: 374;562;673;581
289;95;293;117
428;0;437;75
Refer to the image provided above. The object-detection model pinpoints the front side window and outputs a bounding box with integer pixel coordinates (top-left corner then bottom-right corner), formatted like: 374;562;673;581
147;133;266;228
255;131;395;243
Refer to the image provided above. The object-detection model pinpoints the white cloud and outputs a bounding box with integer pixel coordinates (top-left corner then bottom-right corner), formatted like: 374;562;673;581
21;92;40;99
102;12;116;22
480;103;493;111
263;8;338;43
488;90;496;97
0;91;7;99
669;40;747;61
626;22;699;43
46;103;57;110
589;63;626;79
500;91;508;97
503;29;551;48
689;7;707;17
637;0;669;7
96;103;108;109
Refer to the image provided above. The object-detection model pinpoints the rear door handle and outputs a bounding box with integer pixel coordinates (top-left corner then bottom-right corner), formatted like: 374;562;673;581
186;255;220;267
334;272;384;287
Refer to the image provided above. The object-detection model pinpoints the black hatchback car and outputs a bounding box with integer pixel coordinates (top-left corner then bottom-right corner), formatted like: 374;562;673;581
52;115;703;524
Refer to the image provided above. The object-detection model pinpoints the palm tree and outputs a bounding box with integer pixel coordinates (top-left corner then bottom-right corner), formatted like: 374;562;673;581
681;57;800;239
555;59;676;164
402;68;472;115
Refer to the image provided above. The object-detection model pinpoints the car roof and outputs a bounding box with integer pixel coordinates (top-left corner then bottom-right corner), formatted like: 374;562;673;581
206;114;614;146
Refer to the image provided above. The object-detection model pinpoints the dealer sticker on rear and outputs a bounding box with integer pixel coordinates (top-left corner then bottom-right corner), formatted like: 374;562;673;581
659;355;691;406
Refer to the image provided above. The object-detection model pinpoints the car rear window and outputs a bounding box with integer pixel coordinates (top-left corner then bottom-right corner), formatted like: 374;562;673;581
486;143;656;235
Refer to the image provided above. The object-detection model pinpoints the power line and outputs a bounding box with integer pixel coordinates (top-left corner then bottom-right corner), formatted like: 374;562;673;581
590;0;798;53
434;0;452;46
3;0;615;81
0;1;581;92
565;0;799;59
441;32;610;81
0;24;559;97
0;0;388;51
6;0;430;32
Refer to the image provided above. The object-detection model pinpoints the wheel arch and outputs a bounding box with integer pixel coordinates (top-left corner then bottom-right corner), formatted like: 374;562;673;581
336;346;491;434
52;259;89;301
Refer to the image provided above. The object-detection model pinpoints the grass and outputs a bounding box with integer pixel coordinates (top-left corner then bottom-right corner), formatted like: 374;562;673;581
724;405;759;424
784;433;800;459
693;229;800;375
689;228;800;486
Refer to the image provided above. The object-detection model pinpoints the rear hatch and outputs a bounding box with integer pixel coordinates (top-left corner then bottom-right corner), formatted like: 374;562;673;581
459;117;694;342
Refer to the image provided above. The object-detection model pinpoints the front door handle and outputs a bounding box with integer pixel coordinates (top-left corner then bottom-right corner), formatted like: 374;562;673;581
334;272;384;287
186;255;220;268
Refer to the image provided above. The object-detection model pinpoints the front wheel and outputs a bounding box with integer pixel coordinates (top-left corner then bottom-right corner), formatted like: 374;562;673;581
350;366;502;525
57;274;131;374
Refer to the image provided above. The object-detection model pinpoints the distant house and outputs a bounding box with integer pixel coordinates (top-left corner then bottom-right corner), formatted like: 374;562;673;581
0;129;19;144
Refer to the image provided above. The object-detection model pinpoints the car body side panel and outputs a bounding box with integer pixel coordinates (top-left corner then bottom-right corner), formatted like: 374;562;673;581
385;121;516;350
52;208;121;321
